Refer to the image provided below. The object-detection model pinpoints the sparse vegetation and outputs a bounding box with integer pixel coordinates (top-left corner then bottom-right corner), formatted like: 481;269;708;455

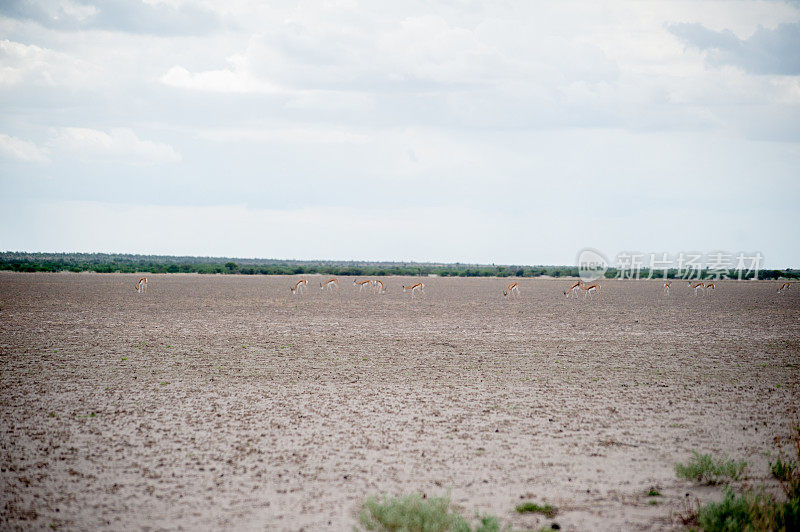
771;457;797;484
515;502;557;518
678;427;800;530
5;251;795;279
647;488;661;497
358;493;502;532
675;451;747;484
697;486;800;531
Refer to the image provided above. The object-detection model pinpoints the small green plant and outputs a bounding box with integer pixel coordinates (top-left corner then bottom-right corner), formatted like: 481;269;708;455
771;457;796;483
647;488;661;497
697;486;800;531
120;357;128;361
359;493;501;532
773;428;800;500
675;451;747;484
515;502;557;518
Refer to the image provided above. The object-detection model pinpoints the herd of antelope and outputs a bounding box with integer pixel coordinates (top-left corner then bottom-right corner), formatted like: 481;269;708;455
562;281;601;299
136;275;794;299
291;277;422;296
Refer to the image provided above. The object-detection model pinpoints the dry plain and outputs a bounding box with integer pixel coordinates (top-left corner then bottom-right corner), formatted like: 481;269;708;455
0;272;798;531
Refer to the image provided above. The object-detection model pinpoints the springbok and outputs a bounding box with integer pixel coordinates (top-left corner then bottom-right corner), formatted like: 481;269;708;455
374;279;387;294
290;279;308;295
564;281;581;299
136;277;147;293
320;278;339;292
579;281;600;299
705;282;716;294
663;281;671;295
688;281;705;296
778;282;791;294
353;279;373;293
504;282;520;299
402;282;424;297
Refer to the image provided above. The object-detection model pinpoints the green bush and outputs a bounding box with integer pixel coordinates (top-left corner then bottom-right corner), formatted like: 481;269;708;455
675;451;747;484
358;493;501;532
698;486;800;531
515;502;557;518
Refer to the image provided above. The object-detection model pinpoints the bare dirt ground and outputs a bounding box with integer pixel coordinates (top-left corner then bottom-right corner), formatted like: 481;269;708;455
1;272;798;531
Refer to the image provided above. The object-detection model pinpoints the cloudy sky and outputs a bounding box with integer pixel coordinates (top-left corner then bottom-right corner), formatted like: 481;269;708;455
1;0;799;266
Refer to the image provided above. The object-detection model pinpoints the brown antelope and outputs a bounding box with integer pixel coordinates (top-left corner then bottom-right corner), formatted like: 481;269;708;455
663;281;671;295
402;282;424;297
564;281;581;298
136;277;147;293
705;282;716;294
579;281;600;299
504;282;520;298
688;281;705;296
290;279;308;295
778;282;791;294
374;279;387;294
320;278;338;292
353;279;373;293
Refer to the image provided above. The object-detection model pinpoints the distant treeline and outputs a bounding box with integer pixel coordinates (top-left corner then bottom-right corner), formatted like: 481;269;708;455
0;252;797;280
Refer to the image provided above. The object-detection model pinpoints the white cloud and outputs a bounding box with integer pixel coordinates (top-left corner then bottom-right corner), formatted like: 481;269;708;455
51;127;181;165
160;63;279;93
193;126;369;144
0;38;97;88
0;133;50;163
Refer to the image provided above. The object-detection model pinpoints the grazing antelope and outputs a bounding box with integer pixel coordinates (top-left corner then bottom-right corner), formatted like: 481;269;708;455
705;282;715;294
778;282;791;294
320;278;339;291
688;281;705;296
402;282;424;297
290;279;308;295
504;282;520;298
374;279;387;294
353;279;373;293
136;277;147;293
564;281;581;298
663;281;672;295
579;281;600;299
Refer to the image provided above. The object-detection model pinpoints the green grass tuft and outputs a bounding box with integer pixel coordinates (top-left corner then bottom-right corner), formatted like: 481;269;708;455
675;451;747;484
515;502;557;518
647;488;661;497
358;493;501;532
771;457;797;483
697;486;800;531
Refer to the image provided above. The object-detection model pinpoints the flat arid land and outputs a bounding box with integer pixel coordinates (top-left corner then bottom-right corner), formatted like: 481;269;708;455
1;272;798;530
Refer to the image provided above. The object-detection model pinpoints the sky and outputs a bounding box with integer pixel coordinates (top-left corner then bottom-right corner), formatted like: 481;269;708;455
1;0;799;267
